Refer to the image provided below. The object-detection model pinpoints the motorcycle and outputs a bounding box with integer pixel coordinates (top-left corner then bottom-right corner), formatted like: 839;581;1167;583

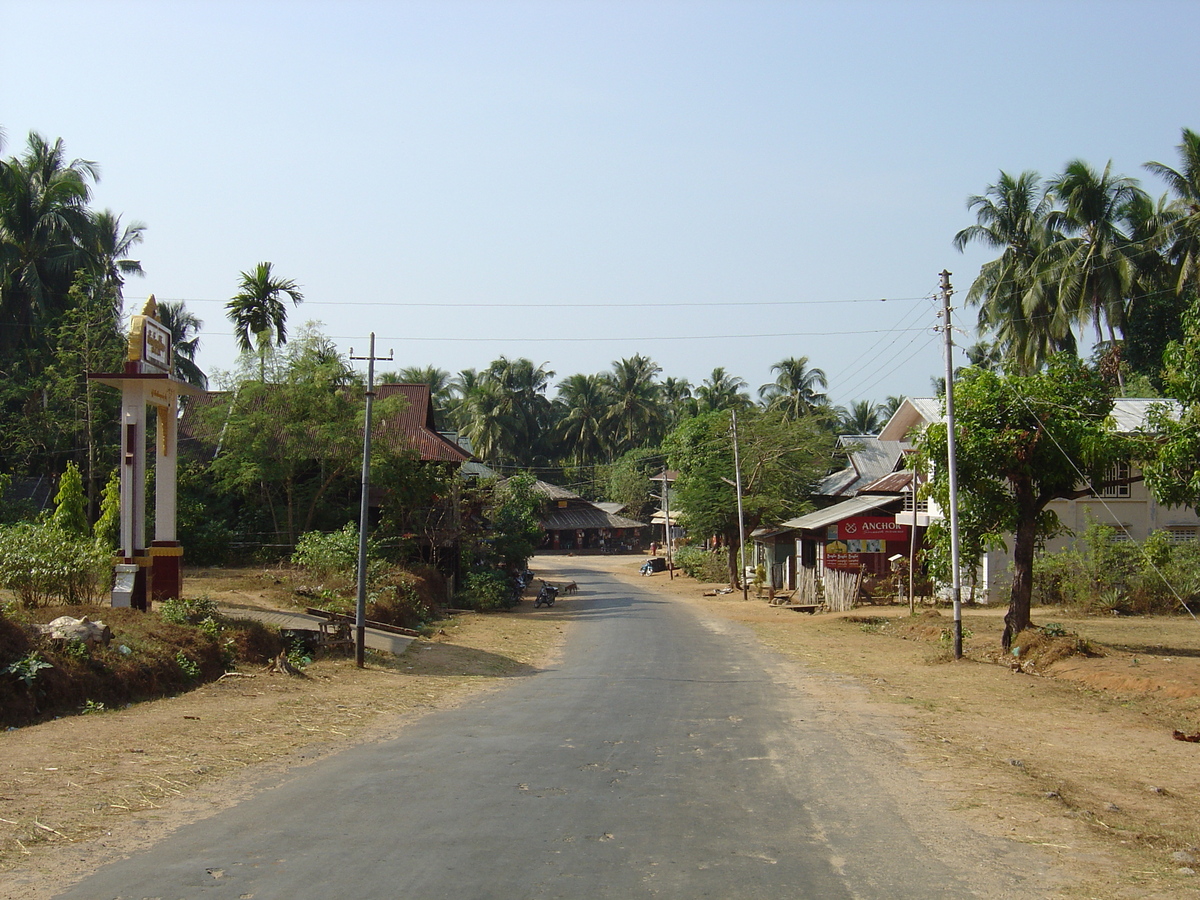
534;581;558;608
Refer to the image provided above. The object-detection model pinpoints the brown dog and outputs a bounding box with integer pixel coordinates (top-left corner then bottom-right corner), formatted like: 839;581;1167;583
562;581;578;594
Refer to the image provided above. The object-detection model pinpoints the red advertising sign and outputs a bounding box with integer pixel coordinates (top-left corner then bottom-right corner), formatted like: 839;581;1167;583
838;517;908;541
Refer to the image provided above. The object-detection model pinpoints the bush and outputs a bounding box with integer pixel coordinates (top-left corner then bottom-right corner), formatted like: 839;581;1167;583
456;571;515;611
292;524;382;582
1031;521;1200;615
157;595;219;626
0;522;110;607
672;546;728;582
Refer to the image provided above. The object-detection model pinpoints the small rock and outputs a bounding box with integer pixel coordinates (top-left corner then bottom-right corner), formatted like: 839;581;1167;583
1174;851;1198;865
1007;758;1025;769
1178;867;1196;877
1043;790;1061;800
1149;785;1167;795
1105;803;1121;812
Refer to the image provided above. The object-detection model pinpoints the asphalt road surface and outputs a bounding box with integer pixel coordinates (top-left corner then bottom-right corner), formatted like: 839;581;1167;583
54;558;1048;900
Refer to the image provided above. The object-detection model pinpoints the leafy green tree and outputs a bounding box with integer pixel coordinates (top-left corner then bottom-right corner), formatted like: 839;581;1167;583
488;473;544;572
93;468;120;550
916;356;1130;648
603;448;660;523
1143;297;1200;509
226;262;304;381
52;460;87;536
459;357;555;466
881;395;906;420
758;357;827;418
200;332;360;545
665;407;832;586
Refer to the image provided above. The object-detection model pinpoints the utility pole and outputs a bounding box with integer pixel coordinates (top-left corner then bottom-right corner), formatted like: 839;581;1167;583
662;470;673;580
940;271;964;659
731;409;748;601
349;334;392;668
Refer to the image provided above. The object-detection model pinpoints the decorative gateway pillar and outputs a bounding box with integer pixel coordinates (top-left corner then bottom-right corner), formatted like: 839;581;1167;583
89;296;201;608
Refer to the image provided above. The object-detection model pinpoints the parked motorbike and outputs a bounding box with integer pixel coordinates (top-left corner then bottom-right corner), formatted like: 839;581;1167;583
534;581;558;608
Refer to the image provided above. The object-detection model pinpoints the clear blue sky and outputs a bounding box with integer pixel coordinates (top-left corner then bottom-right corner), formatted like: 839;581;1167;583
4;0;1198;407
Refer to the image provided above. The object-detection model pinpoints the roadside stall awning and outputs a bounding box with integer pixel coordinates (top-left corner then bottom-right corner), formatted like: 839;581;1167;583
779;494;898;533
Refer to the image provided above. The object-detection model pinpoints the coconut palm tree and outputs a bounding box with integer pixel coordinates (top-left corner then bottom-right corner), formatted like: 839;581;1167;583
86;209;145;311
697;367;751;413
556;373;609;465
837;399;884;435
156;300;206;388
602;354;664;455
1145;127;1200;296
1044;160;1147;348
226;262;304;381
461;357;555;466
954;171;1072;374
661;376;696;428
758;356;827;418
0;132;98;358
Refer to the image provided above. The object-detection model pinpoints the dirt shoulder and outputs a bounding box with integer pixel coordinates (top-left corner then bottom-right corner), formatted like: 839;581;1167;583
594;554;1200;900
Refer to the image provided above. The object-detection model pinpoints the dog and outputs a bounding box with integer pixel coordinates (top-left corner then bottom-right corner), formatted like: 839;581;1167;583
562;581;578;594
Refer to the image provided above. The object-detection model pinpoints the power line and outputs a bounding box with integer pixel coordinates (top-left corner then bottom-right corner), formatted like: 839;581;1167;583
139;294;932;310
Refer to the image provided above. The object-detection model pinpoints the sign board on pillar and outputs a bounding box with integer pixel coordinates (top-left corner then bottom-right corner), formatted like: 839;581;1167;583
87;295;201;609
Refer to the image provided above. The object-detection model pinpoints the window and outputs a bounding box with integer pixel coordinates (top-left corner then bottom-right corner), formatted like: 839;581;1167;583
1164;527;1198;544
1096;461;1131;498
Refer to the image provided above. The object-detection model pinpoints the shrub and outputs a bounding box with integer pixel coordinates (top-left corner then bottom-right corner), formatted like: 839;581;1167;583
367;573;434;629
1031;520;1200;615
457;571;514;611
292;524;382;582
672;546;728;582
0;522;110;606
157;595;219;626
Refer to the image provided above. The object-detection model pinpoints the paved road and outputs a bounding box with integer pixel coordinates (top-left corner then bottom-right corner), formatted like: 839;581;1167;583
54;559;1045;900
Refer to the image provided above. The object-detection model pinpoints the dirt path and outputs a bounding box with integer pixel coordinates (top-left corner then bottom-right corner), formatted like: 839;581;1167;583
4;557;1200;899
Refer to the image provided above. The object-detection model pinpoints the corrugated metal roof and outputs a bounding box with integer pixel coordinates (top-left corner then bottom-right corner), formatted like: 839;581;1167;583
860;471;913;493
817;439;910;497
374;384;472;462
541;505;647;531
530;480;582;501
1110;398;1180;431
780;494;899;532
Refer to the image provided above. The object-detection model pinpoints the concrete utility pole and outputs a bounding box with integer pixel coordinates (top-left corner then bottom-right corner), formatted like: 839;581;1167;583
662;471;674;580
349;334;392;668
731;409;748;601
940;271;964;659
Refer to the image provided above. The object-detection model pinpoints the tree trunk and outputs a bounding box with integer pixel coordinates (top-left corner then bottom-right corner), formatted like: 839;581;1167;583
1003;479;1039;649
724;533;743;590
